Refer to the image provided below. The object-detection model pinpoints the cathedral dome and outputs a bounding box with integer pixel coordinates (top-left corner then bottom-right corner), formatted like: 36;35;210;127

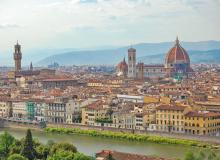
165;37;190;66
117;58;128;76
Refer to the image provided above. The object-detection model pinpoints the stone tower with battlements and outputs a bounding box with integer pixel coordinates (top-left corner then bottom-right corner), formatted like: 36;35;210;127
14;41;22;71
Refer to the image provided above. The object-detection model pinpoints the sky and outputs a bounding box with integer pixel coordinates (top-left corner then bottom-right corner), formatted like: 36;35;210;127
0;0;220;53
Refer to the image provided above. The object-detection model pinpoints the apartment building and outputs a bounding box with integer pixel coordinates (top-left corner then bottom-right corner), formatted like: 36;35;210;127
46;101;66;123
0;100;11;118
156;105;191;133
12;101;27;119
184;111;220;136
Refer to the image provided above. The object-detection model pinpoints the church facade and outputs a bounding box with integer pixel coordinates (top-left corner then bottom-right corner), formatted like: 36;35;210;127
117;37;193;80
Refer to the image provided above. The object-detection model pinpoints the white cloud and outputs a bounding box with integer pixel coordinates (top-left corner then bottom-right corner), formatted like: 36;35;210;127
0;0;219;52
0;23;21;29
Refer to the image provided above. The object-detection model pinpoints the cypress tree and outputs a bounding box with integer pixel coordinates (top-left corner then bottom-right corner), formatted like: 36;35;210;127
21;129;36;160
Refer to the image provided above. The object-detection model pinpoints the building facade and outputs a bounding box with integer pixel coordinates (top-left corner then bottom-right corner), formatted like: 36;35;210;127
184;111;220;136
156;105;190;133
0;101;11;118
46;101;66;123
12;101;27;119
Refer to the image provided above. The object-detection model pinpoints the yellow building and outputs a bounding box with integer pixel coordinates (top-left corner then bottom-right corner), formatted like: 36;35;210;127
0;101;11;118
144;96;159;103
160;97;171;105
7;71;16;80
184;111;220;136
81;102;110;126
156;104;191;133
87;80;104;87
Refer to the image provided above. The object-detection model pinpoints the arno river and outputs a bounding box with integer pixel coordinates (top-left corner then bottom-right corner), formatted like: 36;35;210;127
0;128;200;159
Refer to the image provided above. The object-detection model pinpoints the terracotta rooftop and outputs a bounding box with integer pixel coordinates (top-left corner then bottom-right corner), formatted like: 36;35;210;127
86;101;103;110
42;78;77;82
157;104;187;111
185;111;220;118
96;150;171;160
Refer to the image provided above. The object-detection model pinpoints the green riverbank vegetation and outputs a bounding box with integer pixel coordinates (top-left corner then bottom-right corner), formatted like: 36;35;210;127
184;150;220;160
45;127;220;149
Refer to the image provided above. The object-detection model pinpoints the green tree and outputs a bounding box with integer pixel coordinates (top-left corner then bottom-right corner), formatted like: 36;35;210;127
9;140;23;155
197;150;206;160
73;152;93;160
47;151;93;160
184;150;220;160
20;129;36;160
7;154;27;160
36;144;50;160
207;151;218;160
0;131;15;157
47;150;75;160
49;142;77;155
184;151;196;160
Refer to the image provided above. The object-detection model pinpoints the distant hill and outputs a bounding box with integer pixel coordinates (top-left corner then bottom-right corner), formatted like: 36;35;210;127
139;50;220;64
35;41;220;66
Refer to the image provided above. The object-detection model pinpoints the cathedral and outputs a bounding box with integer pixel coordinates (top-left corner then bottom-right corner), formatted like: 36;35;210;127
116;37;193;80
116;57;128;77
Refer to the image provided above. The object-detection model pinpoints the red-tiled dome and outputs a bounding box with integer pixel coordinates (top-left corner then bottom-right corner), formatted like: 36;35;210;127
165;37;190;65
117;58;128;71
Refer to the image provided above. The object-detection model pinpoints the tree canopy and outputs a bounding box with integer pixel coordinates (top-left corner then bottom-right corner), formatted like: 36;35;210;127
0;130;94;160
21;129;36;160
0;131;15;157
7;154;27;160
49;142;77;155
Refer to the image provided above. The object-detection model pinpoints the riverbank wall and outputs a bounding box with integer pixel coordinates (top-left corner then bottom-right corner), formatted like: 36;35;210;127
0;120;42;131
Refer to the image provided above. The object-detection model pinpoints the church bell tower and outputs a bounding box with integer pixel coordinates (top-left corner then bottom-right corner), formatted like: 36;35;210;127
128;47;136;78
14;41;22;71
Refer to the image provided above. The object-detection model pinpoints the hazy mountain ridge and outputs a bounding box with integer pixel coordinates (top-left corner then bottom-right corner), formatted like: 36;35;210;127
35;40;220;66
139;49;220;64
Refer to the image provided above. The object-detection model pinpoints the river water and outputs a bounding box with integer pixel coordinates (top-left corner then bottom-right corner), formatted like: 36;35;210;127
0;128;200;159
